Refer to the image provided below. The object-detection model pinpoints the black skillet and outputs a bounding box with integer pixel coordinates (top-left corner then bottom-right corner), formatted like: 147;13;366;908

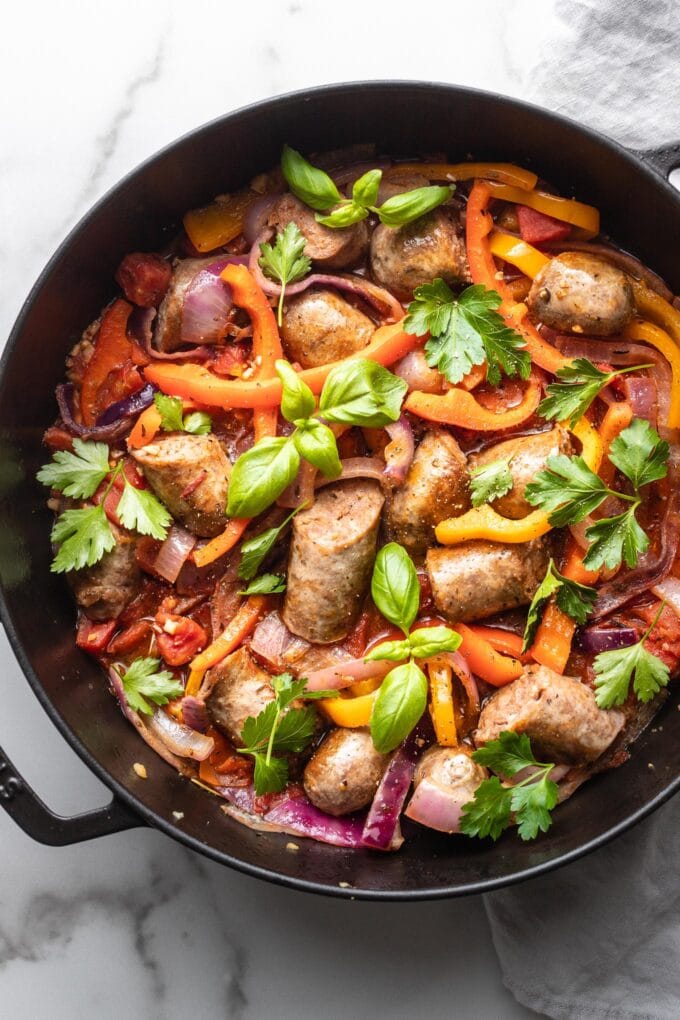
1;82;679;899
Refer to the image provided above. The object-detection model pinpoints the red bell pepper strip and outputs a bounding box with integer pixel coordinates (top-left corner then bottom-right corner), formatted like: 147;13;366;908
80;299;148;426
405;370;541;430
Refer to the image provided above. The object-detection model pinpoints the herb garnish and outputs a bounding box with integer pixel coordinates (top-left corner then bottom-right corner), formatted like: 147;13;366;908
469;458;514;508
154;393;212;435
522;558;597;652
538;358;653;428
593;602;670;709
116;657;184;716
258;222;311;326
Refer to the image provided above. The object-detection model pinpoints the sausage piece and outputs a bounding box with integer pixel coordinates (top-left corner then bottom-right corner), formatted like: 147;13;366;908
385;431;469;557
303;728;388;816
154;257;223;352
526;252;635;336
205;646;275;745
269;194;369;270
370;208;470;301
426;538;550;622
281;288;375;368
131;434;230;538
282;479;384;643
474;664;625;765
69;528;141;620
469;426;573;520
404;746;488;833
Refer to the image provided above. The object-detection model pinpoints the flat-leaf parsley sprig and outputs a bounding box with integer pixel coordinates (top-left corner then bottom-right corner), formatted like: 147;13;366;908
593;601;670;709
538;358;653;428
522;558;597;652
258;222;312;326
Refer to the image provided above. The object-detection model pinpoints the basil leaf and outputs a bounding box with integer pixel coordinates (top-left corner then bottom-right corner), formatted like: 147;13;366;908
281;144;342;212
293;421;342;478
227;437;300;518
238;507;301;580
371;542;420;634
316;202;368;229
409;625;462;659
275;359;316;422
376;185;452;228
370;661;428;753
364;638;412;663
352;168;382;208
319;359;407;427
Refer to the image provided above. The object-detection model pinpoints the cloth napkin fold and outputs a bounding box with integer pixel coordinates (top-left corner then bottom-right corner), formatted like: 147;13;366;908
484;2;680;1017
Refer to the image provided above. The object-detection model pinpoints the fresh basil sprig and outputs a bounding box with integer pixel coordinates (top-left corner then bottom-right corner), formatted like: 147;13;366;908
226;359;407;518
281;145;453;229
367;543;462;753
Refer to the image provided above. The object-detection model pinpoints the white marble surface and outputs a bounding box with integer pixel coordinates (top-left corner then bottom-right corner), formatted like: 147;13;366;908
1;2;663;1017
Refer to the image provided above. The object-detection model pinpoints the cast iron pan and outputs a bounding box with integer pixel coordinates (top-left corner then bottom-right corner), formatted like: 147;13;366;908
1;82;679;899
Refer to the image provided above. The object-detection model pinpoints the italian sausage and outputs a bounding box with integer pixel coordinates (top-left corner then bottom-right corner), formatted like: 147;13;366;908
131;434;230;538
269;194;369;269
281;288;375;368
526;252;634;336
469;426;573;520
69;527;141;620
154;257;220;352
282;479;384;643
205;646;275;746
426;538;551;622
474;664;625;765
385;430;469;557
370;208;470;300
303;727;388;816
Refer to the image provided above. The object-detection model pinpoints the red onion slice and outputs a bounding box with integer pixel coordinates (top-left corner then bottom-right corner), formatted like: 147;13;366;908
577;626;639;653
180;695;210;733
304;657;392;692
108;667;189;772
404;777;470;834
361;726;427;851
95;383;156;427
243;193;280;246
153;525;197;584
384;415;415;485
652;575;680;619
393;349;444;394
314;456;386;489
56;384;133;442
220;787;367;848
147;708;215;761
277;458;317;509
180;256;247;346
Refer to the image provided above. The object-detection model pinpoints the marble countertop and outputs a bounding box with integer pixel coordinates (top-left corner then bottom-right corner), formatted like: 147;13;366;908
3;2;668;1017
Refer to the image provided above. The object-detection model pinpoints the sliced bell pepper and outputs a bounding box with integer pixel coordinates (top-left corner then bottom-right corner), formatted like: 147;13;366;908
427;660;458;746
465;625;530;663
435;416;603;545
529;601;577;675
186;595;267;695
630;278;680;344
183;191;255;253
486;182;600;238
319;688;379;727
489;231;550;280
517;205;572;245
598;401;634;486
127;403;163;450
384;162;538;190
193;518;250;569
144;320;419;409
624;316;680;429
80;299;147;426
405;370;541;430
456;623;523;687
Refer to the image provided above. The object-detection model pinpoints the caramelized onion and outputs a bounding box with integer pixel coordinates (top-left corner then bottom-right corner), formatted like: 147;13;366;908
314;457;386;489
153;525;197;584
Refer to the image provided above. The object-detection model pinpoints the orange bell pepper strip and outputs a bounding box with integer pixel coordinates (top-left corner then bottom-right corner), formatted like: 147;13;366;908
456;623;523;687
221;263;283;441
529;601;577;675
405;370;541;430
427;660;458;746
384;162;538;190
465;182;570;376
80;299;147;425
193;518;250;569
486;181;600;237
186;595;267;696
183;191;255;253
624;316;680;429
144;320;419;409
598;401;634;486
128;403;162;450
465;625;531;663
319;688;379;727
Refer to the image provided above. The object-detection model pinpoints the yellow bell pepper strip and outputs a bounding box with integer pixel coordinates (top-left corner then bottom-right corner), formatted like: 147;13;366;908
144;320;420;409
630;277;680;343
405;370;541;430
384;162;538;190
435;416;603;545
486;182;600;238
489;231;550;280
624;316;680;429
456;623;523;687
221;264;282;441
186;595;268;696
465;182;570;376
183;191;255;253
427;660;458;746
319;688;379;727
193;518;251;569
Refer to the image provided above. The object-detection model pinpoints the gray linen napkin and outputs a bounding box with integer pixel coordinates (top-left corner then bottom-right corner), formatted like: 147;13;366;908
484;3;680;1017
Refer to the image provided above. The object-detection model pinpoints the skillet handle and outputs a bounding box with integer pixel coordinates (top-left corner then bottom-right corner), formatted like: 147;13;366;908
0;742;143;845
633;142;680;179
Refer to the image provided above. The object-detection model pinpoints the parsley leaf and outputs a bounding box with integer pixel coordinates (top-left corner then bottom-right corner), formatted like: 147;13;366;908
154;393;212;436
252;753;289;795
522;558;596;651
118;656;183;715
37;439;111;499
259;222;312;326
608;417;669;490
582;506;649;571
239;573;286;595
522;563;563;652
116;482;172;540
525;453;610;526
459;776;512;841
511;775;559;840
593;603;670;708
183;411;212;435
406;282;531;387
50;504;116;573
472;730;539;776
238;507;301;580
470;458;513;508
538;359;652;428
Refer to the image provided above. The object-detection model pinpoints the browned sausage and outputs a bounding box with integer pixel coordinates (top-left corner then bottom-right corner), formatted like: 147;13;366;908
370;208;470;300
526;252;634;336
205;646;275;745
115;252;171;308
303;727;388;815
131;434;230;538
154;257;221;352
474;664;625;765
426;538;550;622
469;426;573;520
69;527;141;620
375;172;430;205
385;431;469;557
280;288;375;368
404;746;488;833
282;479;384;643
269;194;369;269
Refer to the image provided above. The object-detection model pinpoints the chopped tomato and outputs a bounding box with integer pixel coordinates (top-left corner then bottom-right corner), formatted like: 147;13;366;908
107;619;152;656
211;343;250;377
199;728;253;787
155;607;207;665
43;426;75;451
344;610;373;657
76;617;117;653
517;205;571;245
